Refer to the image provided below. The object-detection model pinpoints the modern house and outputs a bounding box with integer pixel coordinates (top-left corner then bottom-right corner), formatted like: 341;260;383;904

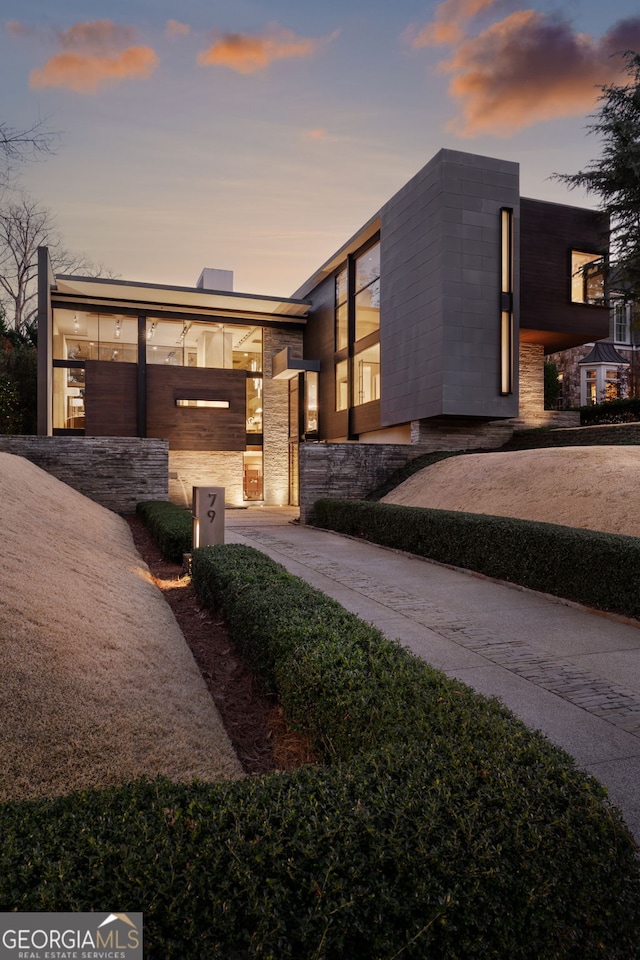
37;148;610;507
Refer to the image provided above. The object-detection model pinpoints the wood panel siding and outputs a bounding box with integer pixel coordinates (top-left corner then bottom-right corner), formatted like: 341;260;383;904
146;365;247;451
520;198;610;351
351;400;381;436
84;360;138;436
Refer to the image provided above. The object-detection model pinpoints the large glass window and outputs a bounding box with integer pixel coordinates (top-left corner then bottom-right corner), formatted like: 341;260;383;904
335;267;348;351
336;359;348;411
354;242;380;341
53;366;85;429
305;371;319;434
246;375;263;433
52;310;137;362
147;321;262;370
571;251;604;304
353;344;380;406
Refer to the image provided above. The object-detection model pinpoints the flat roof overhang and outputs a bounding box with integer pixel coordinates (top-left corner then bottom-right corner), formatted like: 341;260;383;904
51;275;310;325
272;347;321;380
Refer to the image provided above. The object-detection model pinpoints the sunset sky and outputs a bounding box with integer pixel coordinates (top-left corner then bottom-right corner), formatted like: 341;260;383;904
2;0;639;297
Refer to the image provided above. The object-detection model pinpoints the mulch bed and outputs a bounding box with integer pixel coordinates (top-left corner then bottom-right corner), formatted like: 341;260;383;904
125;516;315;777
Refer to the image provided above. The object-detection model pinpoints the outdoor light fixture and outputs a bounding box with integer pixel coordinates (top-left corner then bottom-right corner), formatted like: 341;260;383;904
114;319;122;339
500;207;514;395
147;322;156;340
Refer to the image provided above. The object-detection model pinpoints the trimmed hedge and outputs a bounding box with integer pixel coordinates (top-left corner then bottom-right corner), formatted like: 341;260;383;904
580;397;640;426
136;499;191;563
2;542;638;957
312;498;640;619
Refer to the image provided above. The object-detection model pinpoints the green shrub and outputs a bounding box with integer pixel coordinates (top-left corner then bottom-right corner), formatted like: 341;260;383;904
136;500;191;563
2;542;639;956
311;499;640;619
1;751;638;959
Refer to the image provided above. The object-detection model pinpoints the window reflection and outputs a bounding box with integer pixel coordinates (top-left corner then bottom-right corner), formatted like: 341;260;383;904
571;251;604;304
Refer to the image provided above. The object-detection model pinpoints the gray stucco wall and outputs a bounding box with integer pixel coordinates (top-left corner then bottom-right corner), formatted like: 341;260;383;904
0;436;168;513
379;148;520;425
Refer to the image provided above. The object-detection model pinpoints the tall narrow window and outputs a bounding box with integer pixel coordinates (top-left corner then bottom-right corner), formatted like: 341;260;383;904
500;208;514;395
335;359;348;411
354;241;380;342
335;267;348;350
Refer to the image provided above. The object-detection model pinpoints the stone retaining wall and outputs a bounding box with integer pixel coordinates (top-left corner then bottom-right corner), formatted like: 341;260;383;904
299;443;421;523
0;436;168;513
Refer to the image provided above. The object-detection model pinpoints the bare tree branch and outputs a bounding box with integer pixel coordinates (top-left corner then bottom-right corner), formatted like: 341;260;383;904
0;192;114;332
0;119;58;163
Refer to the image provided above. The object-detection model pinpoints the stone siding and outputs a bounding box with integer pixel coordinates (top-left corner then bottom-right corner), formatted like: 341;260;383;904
0;436;168;513
263;328;303;505
518;342;545;422
169;451;244;508
299;442;422;523
410;418;514;450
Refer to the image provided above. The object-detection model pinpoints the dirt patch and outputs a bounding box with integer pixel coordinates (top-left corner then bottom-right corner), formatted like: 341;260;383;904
383;446;640;537
0;452;242;802
125;515;316;775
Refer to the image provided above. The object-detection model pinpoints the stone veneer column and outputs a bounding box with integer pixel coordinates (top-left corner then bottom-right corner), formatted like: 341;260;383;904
262;327;303;505
518;342;545;421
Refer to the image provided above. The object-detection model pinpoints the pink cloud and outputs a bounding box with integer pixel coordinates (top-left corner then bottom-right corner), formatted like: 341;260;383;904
30;47;159;94
197;23;334;74
442;12;640;136
406;0;500;48
23;19;159;94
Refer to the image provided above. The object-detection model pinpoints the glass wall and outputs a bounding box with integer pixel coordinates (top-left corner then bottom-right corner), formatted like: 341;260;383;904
146;321;262;370
52;309;263;371
354;241;380;341
53;310;138;362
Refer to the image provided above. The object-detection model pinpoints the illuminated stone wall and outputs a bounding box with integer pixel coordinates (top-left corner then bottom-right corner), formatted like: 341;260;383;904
262;327;303;506
168;451;244;508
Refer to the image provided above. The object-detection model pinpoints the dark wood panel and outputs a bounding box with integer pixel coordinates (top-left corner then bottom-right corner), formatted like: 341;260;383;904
302;274;342;440
146;366;246;451
352;399;381;436
520;198;610;348
85;360;138;436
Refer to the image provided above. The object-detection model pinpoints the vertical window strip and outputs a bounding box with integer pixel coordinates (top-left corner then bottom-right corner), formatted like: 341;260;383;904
500;208;514;395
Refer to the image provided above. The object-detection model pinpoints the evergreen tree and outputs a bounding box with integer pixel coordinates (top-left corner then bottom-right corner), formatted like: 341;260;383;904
554;51;640;303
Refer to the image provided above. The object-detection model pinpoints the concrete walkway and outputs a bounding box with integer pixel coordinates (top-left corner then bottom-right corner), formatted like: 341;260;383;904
226;507;640;843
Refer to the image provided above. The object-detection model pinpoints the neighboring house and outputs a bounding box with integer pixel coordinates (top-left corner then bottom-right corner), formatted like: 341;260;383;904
37;148;610;506
548;299;639;408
